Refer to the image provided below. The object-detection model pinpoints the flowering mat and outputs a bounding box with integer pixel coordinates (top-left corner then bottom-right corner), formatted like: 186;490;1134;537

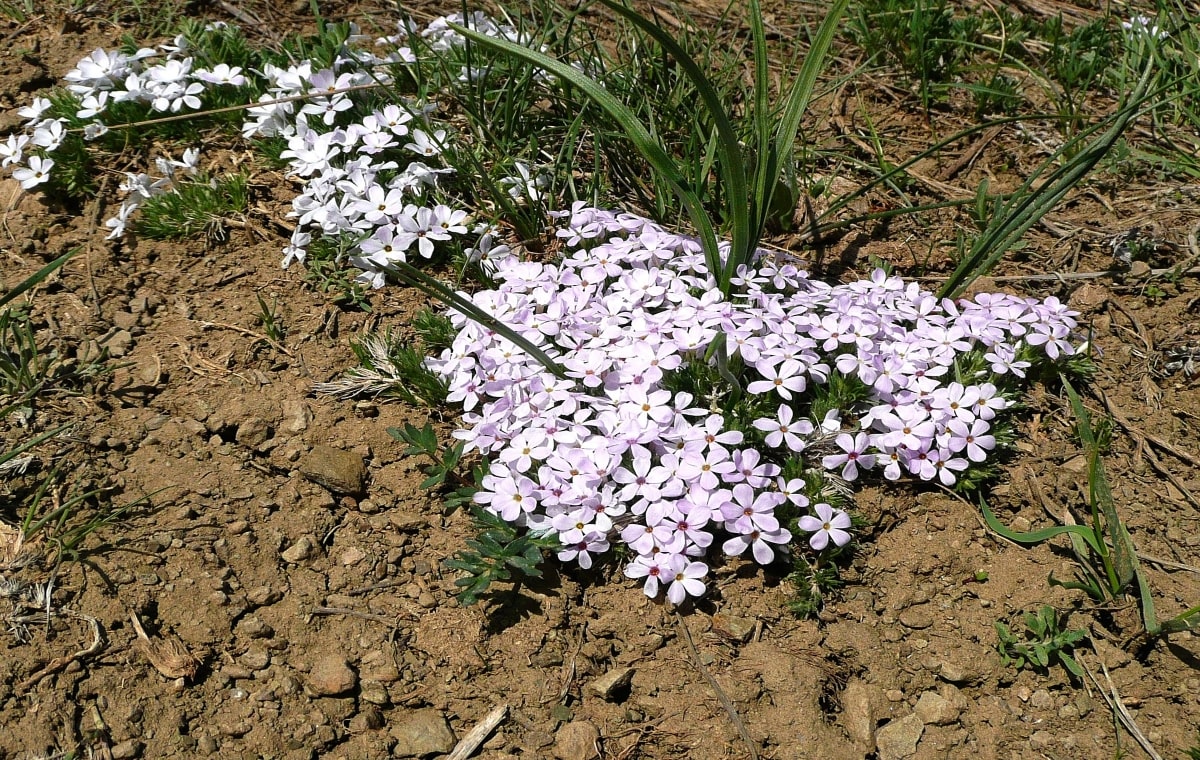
2;2;1199;759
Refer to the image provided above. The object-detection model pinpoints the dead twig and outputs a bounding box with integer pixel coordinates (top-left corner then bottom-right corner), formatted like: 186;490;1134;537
1098;391;1200;469
1095;391;1200;512
310;606;408;625
674;612;758;760
446;704;508;760
18;612;104;690
83;176;110;317
937;125;1003;181
195;319;294;357
344;579;409;596
1077;652;1163;760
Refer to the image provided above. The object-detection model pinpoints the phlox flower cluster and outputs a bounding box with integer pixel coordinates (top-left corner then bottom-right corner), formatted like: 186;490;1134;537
427;204;1083;603
241;12;548;287
4;14;543;282
3;24;246;195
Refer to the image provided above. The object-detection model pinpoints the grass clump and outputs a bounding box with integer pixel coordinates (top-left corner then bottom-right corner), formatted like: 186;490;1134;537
131;173;249;241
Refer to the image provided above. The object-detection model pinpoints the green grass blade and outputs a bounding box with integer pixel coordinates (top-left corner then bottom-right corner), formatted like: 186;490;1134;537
595;0;749;292
385;259;570;381
769;0;850;207
1063;377;1136;592
979;497;1103;555
938;63;1155;298
449;20;721;282
1;248;79;311
749;0;773;254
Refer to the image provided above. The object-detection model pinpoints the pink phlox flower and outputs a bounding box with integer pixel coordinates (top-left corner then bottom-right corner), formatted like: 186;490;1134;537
983;343;1031;378
972;383;1008;421
721;525;792;565
822;432;877;481
620;515;681;556
718;483;783;534
665;555;708;604
747;358;807;399
613;449;669;505
669;499;713;548
625;553;671;598
928;382;980;423
556;531;609;570
753;404;813;452
775;477;811;508
727;448;780;488
475;470;539;522
798;503;851;551
944;418;996;463
676;445;735;492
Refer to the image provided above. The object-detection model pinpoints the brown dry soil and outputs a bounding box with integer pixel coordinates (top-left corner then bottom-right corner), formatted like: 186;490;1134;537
1;2;1199;759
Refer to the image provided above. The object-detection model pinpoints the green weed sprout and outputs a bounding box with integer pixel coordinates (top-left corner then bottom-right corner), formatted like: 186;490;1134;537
995;605;1086;678
981;377;1200;642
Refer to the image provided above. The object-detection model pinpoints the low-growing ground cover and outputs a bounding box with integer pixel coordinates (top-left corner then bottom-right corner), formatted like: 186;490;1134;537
1;0;1199;758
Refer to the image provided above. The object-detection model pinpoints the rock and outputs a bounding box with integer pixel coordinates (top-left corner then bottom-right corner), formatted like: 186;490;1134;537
340;547;367;566
246;585;282;607
281;535;316;564
391;709;456;757
307;656;357;697
299;445;367;496
416;592;437;609
589;667;634;702
898;605;933;630
102;329;134;358
875;714;923;760
840;679;879;750
1030;689;1053;710
280;398;312;435
235;416;272;450
933;645;988;685
349;708;385;732
109;739;143;759
361;658;401;684
360;681;390;706
712;613;756;643
552;720;600;760
388;512;427;532
915;691;960;726
240;647;271;671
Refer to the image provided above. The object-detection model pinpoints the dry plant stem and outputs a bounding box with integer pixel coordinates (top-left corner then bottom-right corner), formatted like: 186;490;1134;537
1098;391;1200;468
344;579;409;596
129;611;202;681
68;83;386;135
1096;391;1200;511
937;125;1003;182
17;612;103;690
309;606;405;625
195;318;293;357
84;176;110;317
674;612;759;760
1078;652;1163;760
446;704;508;760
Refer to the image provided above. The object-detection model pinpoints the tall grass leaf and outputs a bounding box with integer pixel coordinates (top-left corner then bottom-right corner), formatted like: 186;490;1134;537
939;63;1156;298
449;19;722;281
979;497;1104;555
1063;377;1136;592
1;248;79;311
588;0;749;291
